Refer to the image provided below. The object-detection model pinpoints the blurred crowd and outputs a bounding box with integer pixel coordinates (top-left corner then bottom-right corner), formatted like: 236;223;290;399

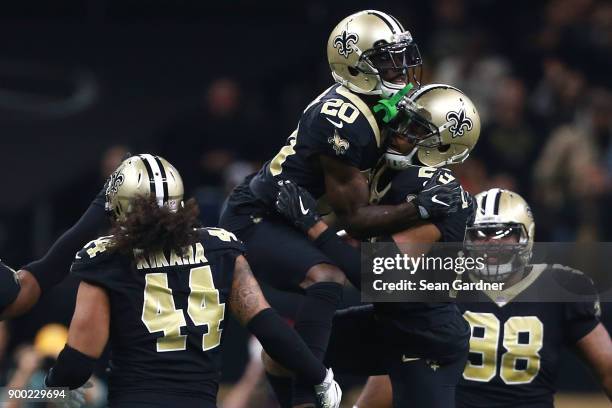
0;0;611;405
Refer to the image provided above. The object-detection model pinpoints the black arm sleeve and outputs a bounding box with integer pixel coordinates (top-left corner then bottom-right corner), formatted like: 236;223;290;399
24;190;109;293
0;261;20;314
247;308;326;385
313;228;361;289
45;345;96;390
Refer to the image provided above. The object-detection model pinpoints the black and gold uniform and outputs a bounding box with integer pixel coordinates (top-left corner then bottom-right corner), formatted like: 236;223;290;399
456;265;600;408
71;227;244;407
220;83;383;288
319;164;473;408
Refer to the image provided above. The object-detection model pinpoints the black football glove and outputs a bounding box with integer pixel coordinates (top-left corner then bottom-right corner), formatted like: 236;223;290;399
275;181;320;232
411;170;463;219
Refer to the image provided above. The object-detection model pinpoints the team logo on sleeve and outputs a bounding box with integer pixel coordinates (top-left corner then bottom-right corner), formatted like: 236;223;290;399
328;131;350;155
446;108;473;138
333;30;359;58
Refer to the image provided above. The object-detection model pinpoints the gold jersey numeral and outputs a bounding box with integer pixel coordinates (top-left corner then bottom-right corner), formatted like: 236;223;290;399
463;311;499;382
321;98;359;124
187;266;225;350
207;228;238;242
500;316;543;384
85;236;113;258
270;130;298;177
141;266;225;353
463;312;543;385
417;167;456;184
142;273;187;352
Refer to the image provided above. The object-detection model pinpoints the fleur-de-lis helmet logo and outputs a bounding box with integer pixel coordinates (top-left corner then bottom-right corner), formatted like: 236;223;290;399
446;108;473;138
333;30;359;58
104;169;125;211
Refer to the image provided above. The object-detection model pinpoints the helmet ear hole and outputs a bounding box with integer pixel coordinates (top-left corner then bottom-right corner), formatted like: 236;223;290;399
438;144;450;153
348;67;359;76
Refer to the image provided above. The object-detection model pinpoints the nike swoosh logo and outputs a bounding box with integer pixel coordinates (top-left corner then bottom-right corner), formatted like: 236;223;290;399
299;196;309;215
325;117;344;128
402;355;420;363
431;195;449;206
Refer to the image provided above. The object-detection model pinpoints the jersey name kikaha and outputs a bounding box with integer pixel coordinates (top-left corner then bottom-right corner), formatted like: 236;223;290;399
70;228;244;402
456;265;601;408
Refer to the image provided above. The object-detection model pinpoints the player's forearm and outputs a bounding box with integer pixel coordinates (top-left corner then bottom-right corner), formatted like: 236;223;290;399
247;308;326;385
46;345;95;390
305;222;361;289
24;199;108;293
0;270;41;320
341;202;420;239
602;372;612;401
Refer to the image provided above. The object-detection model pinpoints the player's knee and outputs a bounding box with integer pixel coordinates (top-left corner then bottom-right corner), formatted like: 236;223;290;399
261;350;292;377
303;264;346;287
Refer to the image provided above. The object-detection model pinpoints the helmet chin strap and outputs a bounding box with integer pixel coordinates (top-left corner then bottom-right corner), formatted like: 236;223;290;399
384;146;419;169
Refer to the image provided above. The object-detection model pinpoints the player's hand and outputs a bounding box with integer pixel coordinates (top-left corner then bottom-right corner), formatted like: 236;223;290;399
314;368;342;408
275;181;320;232
411;170;462;219
57;381;93;408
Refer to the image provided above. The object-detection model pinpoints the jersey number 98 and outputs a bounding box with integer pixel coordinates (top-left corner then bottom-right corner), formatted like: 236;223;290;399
463;312;543;384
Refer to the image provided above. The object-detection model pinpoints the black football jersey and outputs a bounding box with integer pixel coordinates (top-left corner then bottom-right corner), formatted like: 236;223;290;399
371;164;474;242
224;84;383;230
70;227;245;402
456;265;601;408
370;164;475;331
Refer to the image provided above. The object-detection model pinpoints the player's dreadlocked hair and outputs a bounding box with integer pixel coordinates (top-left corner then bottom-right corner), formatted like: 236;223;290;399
110;196;201;255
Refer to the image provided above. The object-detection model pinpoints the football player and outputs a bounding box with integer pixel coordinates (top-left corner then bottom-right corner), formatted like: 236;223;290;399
347;189;612;407
218;10;458;407
44;155;342;408
456;188;612;407
273;84;481;407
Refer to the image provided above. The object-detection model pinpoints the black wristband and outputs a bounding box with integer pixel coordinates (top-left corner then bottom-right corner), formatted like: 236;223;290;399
247;308;326;385
45;345;96;390
312;227;338;247
0;261;20;314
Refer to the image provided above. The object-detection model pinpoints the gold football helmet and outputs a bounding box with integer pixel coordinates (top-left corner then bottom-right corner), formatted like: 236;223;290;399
105;154;184;220
465;188;535;281
384;84;481;168
327;10;422;97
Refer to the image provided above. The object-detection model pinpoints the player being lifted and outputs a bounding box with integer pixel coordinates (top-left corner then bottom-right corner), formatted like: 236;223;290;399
219;10;466;408
43;155;341;408
273;84;481;407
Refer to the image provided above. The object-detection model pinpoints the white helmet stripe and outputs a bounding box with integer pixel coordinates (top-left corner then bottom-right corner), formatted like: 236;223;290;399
140;153;165;207
485;188;501;217
367;10;400;34
380;11;403;34
388;14;405;32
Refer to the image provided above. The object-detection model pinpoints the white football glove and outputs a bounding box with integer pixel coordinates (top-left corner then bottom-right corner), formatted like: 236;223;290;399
314;368;342;408
55;382;92;408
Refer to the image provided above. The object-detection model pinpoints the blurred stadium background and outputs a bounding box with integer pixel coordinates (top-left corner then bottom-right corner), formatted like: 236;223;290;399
0;0;610;406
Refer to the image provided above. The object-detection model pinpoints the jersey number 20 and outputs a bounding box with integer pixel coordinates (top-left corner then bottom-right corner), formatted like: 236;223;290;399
141;266;225;352
463;312;543;384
